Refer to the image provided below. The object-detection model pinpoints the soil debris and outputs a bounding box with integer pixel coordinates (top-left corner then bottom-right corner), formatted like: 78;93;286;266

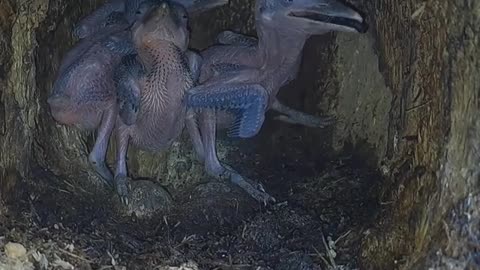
0;148;380;269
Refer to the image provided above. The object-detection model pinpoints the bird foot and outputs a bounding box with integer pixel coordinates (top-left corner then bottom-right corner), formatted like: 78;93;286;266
274;113;336;128
89;158;114;187
220;164;276;205
114;175;131;206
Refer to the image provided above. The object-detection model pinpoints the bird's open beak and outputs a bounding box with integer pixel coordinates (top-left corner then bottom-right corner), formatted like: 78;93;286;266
175;0;229;15
287;0;368;33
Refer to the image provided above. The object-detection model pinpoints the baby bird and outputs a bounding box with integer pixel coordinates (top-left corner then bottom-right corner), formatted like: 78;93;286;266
112;1;194;203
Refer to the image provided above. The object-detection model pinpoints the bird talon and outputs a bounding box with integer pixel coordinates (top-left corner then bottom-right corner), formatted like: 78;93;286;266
114;175;131;206
257;183;266;193
219;165;275;204
89;158;114;188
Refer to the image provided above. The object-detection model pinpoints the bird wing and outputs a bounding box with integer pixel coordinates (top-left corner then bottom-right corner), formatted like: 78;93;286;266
215;30;258;47
114;54;145;126
73;0;125;39
103;32;136;55
210;63;252;78
186;82;268;138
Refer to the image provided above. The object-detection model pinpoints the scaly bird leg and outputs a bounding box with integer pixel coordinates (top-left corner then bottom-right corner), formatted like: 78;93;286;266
88;107;116;187
186;111;205;162
183;50;205;161
110;53;145;205
271;98;336;128
113;126;131;205
199;110;275;204
186;80;274;203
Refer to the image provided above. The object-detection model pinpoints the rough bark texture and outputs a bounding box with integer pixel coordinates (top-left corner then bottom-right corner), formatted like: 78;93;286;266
354;1;480;269
0;0;478;269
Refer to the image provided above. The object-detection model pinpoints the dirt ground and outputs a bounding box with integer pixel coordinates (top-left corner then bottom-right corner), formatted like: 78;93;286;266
0;119;382;269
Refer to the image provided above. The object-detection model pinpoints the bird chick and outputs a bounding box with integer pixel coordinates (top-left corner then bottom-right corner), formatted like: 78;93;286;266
112;1;197;203
47;6;146;186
